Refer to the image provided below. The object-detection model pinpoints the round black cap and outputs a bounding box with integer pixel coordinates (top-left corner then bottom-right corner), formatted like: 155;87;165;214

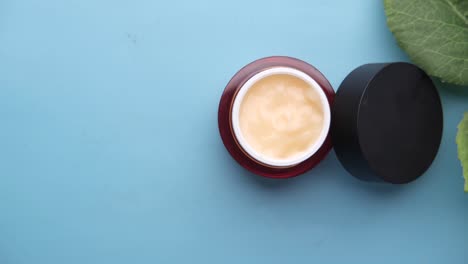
332;63;443;184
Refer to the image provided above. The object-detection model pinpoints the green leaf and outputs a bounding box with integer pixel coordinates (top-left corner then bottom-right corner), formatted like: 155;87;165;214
384;0;468;86
457;113;468;192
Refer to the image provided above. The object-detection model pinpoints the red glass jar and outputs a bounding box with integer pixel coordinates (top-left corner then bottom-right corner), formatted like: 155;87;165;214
218;56;335;178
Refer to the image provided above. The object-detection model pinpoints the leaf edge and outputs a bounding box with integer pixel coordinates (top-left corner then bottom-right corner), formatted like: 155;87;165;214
456;112;468;192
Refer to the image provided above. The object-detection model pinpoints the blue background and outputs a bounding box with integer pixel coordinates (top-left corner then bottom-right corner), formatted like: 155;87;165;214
1;0;467;263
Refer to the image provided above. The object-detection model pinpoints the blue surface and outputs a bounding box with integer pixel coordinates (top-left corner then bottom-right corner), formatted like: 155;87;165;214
1;0;467;263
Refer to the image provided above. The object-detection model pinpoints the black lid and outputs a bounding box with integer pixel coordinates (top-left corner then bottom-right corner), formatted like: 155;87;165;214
331;62;443;184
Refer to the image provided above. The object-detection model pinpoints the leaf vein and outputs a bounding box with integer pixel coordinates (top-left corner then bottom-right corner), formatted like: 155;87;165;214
391;10;467;29
444;0;468;26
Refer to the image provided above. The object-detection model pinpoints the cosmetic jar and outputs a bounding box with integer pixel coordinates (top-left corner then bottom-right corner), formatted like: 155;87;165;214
218;57;443;183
